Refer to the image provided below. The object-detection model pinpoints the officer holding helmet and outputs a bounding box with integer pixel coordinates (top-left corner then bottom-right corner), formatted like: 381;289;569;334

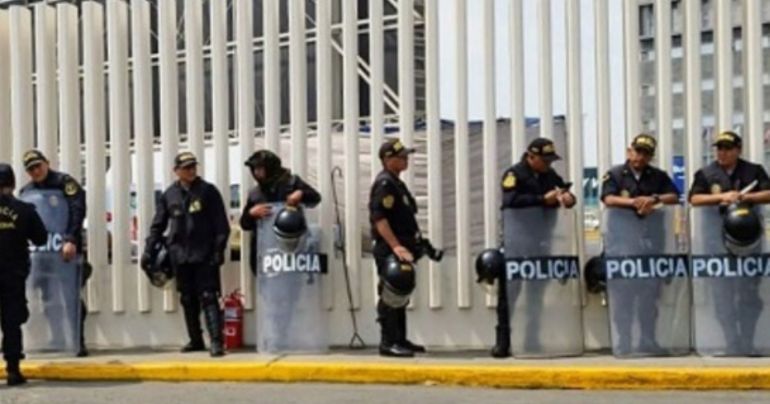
239;149;321;272
143;152;230;357
690;131;770;354
0;163;47;386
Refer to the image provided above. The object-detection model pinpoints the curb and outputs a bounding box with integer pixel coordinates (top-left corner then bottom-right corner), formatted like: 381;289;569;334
7;361;770;390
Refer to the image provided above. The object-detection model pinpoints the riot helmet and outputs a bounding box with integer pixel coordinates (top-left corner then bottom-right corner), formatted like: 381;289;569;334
380;255;416;308
583;254;606;294
141;240;173;288
723;202;763;256
273;205;308;252
475;248;505;295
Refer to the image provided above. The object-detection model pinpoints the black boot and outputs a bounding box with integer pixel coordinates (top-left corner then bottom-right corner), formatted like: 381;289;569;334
6;360;26;386
181;296;206;353
396;307;425;354
490;326;511;359
77;301;89;357
203;303;225;357
377;301;413;358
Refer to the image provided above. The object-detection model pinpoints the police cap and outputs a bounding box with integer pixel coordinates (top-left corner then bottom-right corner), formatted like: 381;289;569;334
527;138;561;162
379;139;416;160
174;151;198;169
22;149;48;170
631;133;657;154
713;131;742;149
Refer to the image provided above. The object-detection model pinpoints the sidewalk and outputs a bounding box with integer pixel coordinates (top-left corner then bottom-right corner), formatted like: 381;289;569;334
8;348;770;390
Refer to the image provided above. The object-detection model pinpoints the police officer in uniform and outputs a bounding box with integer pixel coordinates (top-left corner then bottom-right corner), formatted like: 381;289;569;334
0;163;47;386
689;131;770;354
601;134;680;355
239;149;321;274
143;152;231;357
496;138;576;358
369;139;426;358
19;150;89;357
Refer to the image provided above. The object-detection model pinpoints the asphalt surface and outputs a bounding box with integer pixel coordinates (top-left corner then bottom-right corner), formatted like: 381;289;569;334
1;382;769;404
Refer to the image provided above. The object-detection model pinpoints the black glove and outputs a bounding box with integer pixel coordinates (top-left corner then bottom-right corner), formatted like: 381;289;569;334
211;251;225;267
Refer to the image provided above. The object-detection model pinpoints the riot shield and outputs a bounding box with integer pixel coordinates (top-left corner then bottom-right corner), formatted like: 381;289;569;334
503;207;583;358
603;206;690;358
691;206;770;356
19;188;82;354
255;202;328;353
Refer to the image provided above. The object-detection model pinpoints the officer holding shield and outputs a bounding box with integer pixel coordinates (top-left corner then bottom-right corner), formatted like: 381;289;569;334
19;150;89;357
601;134;680;355
0;164;47;386
144;152;230;357
689;131;770;354
496;138;576;358
239;149;321;274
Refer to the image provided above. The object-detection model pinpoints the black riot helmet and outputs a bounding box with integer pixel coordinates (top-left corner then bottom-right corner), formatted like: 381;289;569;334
723;202;763;256
140;240;173;288
475;248;505;285
273;205;308;252
380;255;416;308
0;163;15;188
583;254;606;294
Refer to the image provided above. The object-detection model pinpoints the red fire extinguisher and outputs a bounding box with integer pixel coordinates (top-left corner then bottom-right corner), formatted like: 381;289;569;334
223;289;244;350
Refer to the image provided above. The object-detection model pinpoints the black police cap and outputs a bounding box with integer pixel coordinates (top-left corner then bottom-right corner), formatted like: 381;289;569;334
174;152;198;169
713;131;742;148
527;138;561;162
631;134;657;154
379;139;416;160
22;149;48;170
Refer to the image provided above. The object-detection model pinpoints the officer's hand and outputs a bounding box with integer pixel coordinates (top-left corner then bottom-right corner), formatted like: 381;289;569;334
393;245;414;263
544;190;560;206
249;203;273;219
635;196;655;216
62;242;77;262
286;190;303;207
558;192;576;208
721;191;741;205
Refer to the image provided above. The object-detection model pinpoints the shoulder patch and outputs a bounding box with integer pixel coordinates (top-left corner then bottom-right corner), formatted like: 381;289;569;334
502;172;516;190
64;181;78;196
382;194;395;209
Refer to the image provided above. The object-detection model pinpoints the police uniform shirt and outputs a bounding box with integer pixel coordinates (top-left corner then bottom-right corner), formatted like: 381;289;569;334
0;195;47;273
19;170;86;251
601;162;680;200
369;169;419;251
239;173;321;232
689;159;770;198
501;157;570;209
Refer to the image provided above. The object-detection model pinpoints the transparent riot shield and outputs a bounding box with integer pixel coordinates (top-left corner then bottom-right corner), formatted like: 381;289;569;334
503;207;583;358
603;206;690;358
19;188;82;355
691;206;770;356
255;203;328;353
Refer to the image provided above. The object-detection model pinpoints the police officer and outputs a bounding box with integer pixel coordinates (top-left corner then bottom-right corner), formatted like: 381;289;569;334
143;152;231;357
601;134;680;355
0;163;47;386
689;131;770;354
370;139;426;358
239;149;321;274
496;138;576;358
19;150;89;357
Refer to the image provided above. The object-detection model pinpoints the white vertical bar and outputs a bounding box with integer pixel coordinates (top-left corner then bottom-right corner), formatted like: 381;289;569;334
595;0;611;177
399;0;415;187
482;0;497;308
82;1;106;313
510;0;525;161
537;0;553;138
57;3;80;178
210;0;230;271
34;4;57;167
263;0;280;153
0;11;12;164
745;0;763;163
317;0;334;310
185;0;205;165
655;0;672;173
343;0;361;308
455;0;471;308
236;0;255;309
425;0;442;309
715;0;733;132
370;0;384;180
131;0;153;313
567;0;585;291
685;0;702;190
623;0;641;142
289;0;307;176
107;0;130;313
159;0;179;311
9;6;33;177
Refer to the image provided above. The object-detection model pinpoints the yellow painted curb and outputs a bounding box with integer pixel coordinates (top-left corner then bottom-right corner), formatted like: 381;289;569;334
5;362;770;390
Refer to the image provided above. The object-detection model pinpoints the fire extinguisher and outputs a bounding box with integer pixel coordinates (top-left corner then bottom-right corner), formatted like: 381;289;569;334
223;289;244;350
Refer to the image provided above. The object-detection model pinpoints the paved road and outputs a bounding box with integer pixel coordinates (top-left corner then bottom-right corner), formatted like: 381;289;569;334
1;382;768;404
